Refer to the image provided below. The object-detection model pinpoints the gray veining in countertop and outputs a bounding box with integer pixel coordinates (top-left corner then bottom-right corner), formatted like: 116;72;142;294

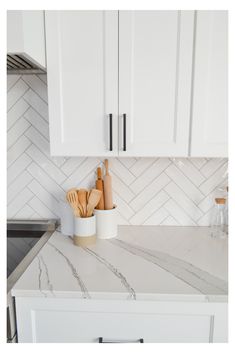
11;226;228;302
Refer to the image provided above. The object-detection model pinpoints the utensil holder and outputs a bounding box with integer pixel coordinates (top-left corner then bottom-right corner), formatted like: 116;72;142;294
73;215;96;247
94;205;117;239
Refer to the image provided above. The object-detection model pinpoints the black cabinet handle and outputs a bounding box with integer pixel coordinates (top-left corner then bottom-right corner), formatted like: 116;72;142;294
98;337;144;343
123;114;126;151
109;114;113;151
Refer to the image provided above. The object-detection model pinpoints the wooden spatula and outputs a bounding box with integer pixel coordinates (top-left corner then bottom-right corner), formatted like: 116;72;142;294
103;159;113;210
87;189;102;217
66;188;81;217
77;189;87;217
95;167;104;210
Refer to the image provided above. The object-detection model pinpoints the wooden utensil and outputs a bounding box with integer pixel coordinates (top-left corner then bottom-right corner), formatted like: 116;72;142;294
87;189;102;217
86;190;91;205
66;188;81;217
95;167;104;210
103;159;113;210
77;189;87;217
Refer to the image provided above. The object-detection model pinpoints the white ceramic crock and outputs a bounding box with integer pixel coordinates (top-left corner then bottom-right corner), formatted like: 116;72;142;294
93;205;117;239
73;215;96;246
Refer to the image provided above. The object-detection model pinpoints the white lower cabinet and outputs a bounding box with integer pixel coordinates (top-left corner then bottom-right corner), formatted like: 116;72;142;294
15;298;227;343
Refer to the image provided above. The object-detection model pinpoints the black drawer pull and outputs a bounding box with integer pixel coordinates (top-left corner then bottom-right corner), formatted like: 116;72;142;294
109;114;113;151
98;337;144;343
123;113;126;151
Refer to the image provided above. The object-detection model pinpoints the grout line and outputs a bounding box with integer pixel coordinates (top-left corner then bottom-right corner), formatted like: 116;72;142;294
113;190;136;214
165;169;205;208
129;159;171;194
24;148;66;185
142;199;170;225
172;159;206;188
129;158;159;181
129;193;170;225
197;161;228;195
9;193;35;219
27;167;64;202
128;169;172;203
28;193;58;218
7;75;22;93
198;160;227;185
164;190;198;224
28;178;60;204
7;87;30;113
7;124;32;152
25;144;67;179
159;215;171;225
170;161;205;193
7;105;31;132
115;158;137;178
167;178;204;211
21;77;48;104
7;139;32;169
59;160;89;185
22;97;48;123
60;158;87;179
162;212;180;225
24;122;50;144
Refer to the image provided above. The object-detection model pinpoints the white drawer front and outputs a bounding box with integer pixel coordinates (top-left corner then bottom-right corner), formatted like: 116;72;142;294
32;310;211;343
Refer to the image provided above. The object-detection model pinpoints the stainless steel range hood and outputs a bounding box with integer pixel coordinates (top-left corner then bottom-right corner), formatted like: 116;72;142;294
7;54;46;75
7;11;46;75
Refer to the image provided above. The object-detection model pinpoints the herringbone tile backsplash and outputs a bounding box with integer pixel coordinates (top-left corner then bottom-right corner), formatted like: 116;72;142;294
7;74;228;226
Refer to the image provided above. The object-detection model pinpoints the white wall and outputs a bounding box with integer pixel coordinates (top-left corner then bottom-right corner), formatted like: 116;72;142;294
7;74;228;226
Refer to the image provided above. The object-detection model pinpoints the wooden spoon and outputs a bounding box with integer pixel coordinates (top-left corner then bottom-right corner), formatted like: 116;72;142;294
66;188;81;217
87;189;102;217
77;189;88;217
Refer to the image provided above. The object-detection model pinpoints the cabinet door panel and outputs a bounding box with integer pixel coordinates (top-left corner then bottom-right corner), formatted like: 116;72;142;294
190;11;228;157
119;11;194;156
45;11;118;156
32;310;211;343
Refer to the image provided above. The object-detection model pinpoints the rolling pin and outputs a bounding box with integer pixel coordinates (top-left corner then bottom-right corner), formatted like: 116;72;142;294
103;159;113;210
95;167;105;210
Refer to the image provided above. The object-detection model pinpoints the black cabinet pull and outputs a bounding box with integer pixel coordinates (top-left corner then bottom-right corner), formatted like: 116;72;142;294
123;113;126;151
109;114;113;151
98;337;144;343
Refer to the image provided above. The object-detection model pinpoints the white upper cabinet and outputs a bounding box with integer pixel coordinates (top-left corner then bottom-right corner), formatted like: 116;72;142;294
45;10;227;157
190;11;228;157
7;11;46;69
45;11;118;156
119;11;194;157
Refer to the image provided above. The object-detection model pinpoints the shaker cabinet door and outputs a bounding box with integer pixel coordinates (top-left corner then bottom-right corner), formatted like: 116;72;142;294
45;11;118;156
118;11;194;156
190;11;228;157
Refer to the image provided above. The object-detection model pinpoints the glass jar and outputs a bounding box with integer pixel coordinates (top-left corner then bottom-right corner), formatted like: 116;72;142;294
210;198;227;238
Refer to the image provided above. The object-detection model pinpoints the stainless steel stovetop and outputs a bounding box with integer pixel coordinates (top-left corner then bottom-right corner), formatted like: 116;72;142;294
7;219;58;343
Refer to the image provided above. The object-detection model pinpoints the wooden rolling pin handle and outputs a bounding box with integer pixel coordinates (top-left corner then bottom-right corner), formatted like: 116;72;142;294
96;167;104;210
103;159;113;210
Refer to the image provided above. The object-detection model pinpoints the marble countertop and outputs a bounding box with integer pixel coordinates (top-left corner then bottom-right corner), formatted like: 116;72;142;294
11;226;228;302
